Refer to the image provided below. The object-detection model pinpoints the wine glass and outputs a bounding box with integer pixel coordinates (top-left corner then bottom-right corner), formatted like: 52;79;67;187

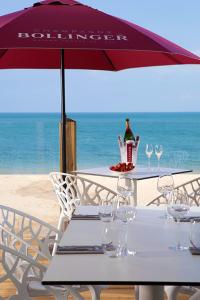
116;176;136;256
157;175;174;218
145;144;153;170
117;174;134;204
167;190;190;251
155;145;163;170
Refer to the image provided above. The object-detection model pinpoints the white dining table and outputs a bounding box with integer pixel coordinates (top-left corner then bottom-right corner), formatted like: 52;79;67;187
74;166;192;206
42;206;200;300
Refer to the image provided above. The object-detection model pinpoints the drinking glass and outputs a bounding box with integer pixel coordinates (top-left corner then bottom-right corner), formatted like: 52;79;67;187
145;144;153;170
190;220;200;250
167;190;190;251
98;199;114;223
99;199;115;248
157;174;174;218
155;144;163;170
103;221;128;258
115;204;137;256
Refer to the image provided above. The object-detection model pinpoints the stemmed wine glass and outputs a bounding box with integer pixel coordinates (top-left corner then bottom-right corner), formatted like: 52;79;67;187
167;190;190;251
117;174;134;202
145;144;153;170
157;175;174;218
116;175;136;256
155;145;163;170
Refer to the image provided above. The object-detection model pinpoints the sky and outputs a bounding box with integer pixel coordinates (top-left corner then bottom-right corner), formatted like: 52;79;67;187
1;1;200;113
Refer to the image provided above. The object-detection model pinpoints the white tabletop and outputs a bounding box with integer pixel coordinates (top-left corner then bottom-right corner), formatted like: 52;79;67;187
74;166;192;180
42;206;200;285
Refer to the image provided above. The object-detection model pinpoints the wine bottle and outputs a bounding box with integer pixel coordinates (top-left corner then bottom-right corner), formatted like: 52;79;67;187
124;118;135;142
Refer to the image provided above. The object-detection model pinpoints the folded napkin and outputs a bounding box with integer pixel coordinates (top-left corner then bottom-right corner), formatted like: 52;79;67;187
179;216;200;222
189;247;200;255
72;214;100;220
56;245;104;254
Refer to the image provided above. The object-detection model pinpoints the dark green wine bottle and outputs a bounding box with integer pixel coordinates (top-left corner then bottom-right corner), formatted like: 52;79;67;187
124;118;135;142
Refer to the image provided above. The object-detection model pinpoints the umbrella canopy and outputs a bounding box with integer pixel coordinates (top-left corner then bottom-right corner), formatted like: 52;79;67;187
0;0;200;172
0;0;200;69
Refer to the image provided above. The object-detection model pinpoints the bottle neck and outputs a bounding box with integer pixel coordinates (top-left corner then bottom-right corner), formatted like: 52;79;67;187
126;121;130;129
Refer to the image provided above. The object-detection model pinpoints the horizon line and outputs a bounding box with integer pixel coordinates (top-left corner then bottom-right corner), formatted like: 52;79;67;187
0;111;199;114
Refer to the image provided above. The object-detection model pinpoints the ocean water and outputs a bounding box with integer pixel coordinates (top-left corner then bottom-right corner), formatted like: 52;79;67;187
0;112;199;174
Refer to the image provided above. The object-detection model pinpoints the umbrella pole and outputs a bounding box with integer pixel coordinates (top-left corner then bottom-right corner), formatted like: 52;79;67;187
60;48;67;173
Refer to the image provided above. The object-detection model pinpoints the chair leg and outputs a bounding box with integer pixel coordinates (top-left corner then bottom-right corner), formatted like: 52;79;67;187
57;213;65;232
88;285;102;300
165;286;181;300
52;213;65;256
135;285;139;300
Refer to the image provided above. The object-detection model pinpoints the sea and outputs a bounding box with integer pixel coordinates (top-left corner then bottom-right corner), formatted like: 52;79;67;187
0;112;199;174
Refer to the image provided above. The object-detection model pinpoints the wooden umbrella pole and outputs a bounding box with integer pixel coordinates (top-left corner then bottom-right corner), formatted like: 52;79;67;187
60;48;67;173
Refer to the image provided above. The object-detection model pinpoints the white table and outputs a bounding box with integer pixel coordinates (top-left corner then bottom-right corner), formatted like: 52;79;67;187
74;166;192;205
42;206;200;300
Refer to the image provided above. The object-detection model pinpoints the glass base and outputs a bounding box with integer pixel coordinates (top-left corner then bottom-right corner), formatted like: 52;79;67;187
119;248;136;257
169;245;189;251
159;214;172;220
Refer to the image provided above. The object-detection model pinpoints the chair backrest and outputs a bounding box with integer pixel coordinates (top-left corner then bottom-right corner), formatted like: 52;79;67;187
50;172;118;217
0;225;47;300
0;205;62;259
0;226;92;300
147;177;200;207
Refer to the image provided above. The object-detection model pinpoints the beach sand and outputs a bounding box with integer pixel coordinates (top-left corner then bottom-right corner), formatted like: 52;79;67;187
0;172;199;227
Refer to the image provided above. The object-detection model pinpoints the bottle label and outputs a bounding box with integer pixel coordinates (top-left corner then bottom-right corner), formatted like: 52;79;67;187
126;141;133;163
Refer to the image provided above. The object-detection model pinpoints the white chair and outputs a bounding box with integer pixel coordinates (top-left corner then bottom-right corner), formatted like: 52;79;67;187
165;286;200;300
0;205;105;299
0;204;62;258
189;290;200;300
0;225;99;300
147;178;200;300
50;172;118;232
147;176;200;207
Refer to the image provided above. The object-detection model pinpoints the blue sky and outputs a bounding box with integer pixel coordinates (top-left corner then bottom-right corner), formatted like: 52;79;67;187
1;0;200;112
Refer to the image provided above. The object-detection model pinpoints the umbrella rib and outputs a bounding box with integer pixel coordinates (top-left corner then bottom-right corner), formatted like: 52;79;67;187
103;50;116;71
0;49;8;59
163;52;182;64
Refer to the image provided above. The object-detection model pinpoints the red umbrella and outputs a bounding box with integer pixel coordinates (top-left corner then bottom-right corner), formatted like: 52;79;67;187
0;0;200;171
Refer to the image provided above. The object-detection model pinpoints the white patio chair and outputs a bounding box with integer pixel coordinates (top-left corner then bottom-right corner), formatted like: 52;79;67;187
147;176;200;207
50;172;118;232
0;225;102;300
189;290;200;300
165;286;200;300
147;177;200;300
0;204;62;258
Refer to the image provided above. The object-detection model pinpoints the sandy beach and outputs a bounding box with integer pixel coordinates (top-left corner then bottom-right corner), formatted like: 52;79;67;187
0;172;199;227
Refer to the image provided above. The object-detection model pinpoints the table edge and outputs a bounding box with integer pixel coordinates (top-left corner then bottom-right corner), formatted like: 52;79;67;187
42;280;200;286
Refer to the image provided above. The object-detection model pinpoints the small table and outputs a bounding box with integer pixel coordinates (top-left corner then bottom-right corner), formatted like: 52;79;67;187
74;166;192;205
42;206;200;300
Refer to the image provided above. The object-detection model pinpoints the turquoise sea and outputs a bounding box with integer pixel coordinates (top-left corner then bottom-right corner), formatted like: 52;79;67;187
0;112;199;174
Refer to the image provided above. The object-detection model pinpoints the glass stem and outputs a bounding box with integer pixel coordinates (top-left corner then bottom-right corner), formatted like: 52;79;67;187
177;218;181;250
164;192;168;218
158;158;160;170
101;223;108;246
148;157;150;170
121;223;128;256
